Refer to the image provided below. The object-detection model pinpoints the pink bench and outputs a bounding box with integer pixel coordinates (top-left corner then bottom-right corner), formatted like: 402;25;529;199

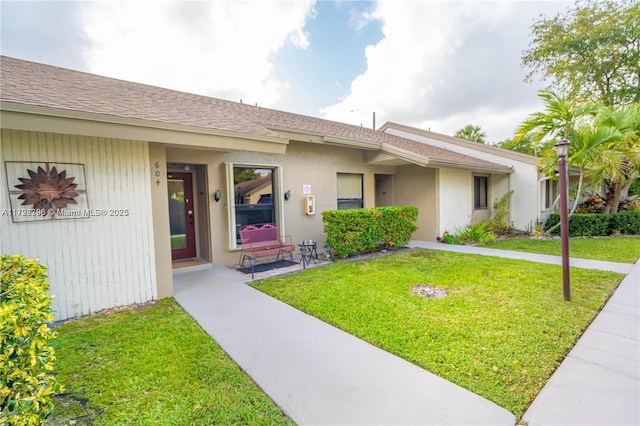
239;223;294;278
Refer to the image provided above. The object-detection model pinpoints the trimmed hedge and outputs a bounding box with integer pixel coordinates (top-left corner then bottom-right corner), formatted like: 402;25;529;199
544;210;640;236
322;206;419;258
1;255;63;425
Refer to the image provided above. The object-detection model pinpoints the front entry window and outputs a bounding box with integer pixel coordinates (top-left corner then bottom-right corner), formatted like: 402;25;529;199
225;163;282;248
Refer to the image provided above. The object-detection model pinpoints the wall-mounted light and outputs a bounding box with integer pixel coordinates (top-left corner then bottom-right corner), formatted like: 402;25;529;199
214;190;221;202
184;164;191;171
284;190;291;201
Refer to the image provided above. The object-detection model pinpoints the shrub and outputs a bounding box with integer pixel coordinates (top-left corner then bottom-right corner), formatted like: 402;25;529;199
544;210;640;236
322;206;419;258
441;232;461;245
488;190;515;236
526;219;546;237
1;255;63;425
455;222;496;245
576;195;606;214
606;210;640;235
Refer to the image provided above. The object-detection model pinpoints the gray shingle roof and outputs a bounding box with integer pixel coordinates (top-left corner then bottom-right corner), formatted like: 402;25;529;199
1;56;511;172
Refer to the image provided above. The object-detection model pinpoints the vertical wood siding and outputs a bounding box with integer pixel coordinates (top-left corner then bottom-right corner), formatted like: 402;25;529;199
1;129;157;320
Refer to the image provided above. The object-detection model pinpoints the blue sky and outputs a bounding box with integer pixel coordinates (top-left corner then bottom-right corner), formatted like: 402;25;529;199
273;1;382;114
1;0;570;142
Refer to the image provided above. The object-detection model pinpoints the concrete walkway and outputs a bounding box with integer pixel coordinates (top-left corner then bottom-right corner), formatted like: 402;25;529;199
408;240;634;274
410;241;639;425
174;264;515;425
174;242;638;425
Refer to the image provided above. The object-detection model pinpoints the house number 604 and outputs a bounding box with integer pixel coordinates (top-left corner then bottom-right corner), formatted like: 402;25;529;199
154;161;161;186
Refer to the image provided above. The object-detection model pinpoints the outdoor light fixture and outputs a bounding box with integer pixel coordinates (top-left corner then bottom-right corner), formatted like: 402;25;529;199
214;189;221;202
555;138;571;301
555;138;569;157
284;190;291;201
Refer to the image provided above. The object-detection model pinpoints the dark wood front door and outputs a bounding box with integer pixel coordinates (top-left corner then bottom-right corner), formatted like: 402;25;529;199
168;172;196;260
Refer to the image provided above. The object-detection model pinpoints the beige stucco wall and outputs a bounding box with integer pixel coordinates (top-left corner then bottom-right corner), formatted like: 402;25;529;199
382;126;542;231
0;129;157;320
393;165;437;241
165;141;400;266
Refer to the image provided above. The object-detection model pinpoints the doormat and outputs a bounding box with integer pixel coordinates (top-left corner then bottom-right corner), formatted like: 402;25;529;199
238;260;298;275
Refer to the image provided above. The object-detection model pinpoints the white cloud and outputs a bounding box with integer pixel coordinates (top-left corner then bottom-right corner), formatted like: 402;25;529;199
320;0;569;142
81;0;314;106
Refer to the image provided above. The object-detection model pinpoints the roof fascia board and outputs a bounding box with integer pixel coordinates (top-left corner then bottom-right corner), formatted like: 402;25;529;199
379;143;428;166
322;135;381;150
260;125;325;144
381;121;539;165
428;158;513;174
1;104;289;154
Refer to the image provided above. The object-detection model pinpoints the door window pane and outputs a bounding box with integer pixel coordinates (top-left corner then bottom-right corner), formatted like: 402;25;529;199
168;179;187;249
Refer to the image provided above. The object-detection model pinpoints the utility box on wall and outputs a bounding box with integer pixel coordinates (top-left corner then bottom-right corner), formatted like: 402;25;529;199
305;195;315;215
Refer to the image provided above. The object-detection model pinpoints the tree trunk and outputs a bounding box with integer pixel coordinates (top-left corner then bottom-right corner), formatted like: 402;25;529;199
604;181;623;213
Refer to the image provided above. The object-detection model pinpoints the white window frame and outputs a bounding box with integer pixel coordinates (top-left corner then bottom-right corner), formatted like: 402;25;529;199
224;162;284;250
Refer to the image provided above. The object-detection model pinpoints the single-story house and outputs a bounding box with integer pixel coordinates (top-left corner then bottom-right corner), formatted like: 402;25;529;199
379;122;556;232
1;56;549;320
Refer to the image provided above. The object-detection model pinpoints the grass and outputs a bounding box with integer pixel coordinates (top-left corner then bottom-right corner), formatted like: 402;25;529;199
252;249;624;418
49;298;293;425
484;236;640;264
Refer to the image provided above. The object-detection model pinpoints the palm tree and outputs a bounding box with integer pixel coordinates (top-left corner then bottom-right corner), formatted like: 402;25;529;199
515;90;598;154
538;124;625;215
592;104;640;213
519;91;640;214
454;125;487;144
516;90;598;224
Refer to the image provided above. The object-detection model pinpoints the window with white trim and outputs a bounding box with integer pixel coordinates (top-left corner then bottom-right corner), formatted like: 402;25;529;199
225;163;283;249
337;173;363;209
474;175;488;210
544;179;558;210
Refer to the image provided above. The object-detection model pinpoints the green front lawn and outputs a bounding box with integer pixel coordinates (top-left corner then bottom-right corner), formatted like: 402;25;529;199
253;249;624;418
484;236;640;264
49;299;292;425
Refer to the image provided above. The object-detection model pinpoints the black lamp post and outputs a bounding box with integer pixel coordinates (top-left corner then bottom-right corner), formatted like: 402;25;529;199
556;138;571;301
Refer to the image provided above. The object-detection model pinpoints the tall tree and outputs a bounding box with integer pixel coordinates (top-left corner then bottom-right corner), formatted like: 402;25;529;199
522;0;640;106
454;124;487;144
494;135;536;155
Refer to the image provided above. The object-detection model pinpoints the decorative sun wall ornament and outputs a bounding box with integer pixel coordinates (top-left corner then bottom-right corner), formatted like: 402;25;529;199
15;166;79;213
5;161;89;223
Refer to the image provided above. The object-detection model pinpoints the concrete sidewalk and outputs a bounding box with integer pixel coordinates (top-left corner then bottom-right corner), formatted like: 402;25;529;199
523;258;639;425
174;265;516;425
410;240;639;425
409;240;634;274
